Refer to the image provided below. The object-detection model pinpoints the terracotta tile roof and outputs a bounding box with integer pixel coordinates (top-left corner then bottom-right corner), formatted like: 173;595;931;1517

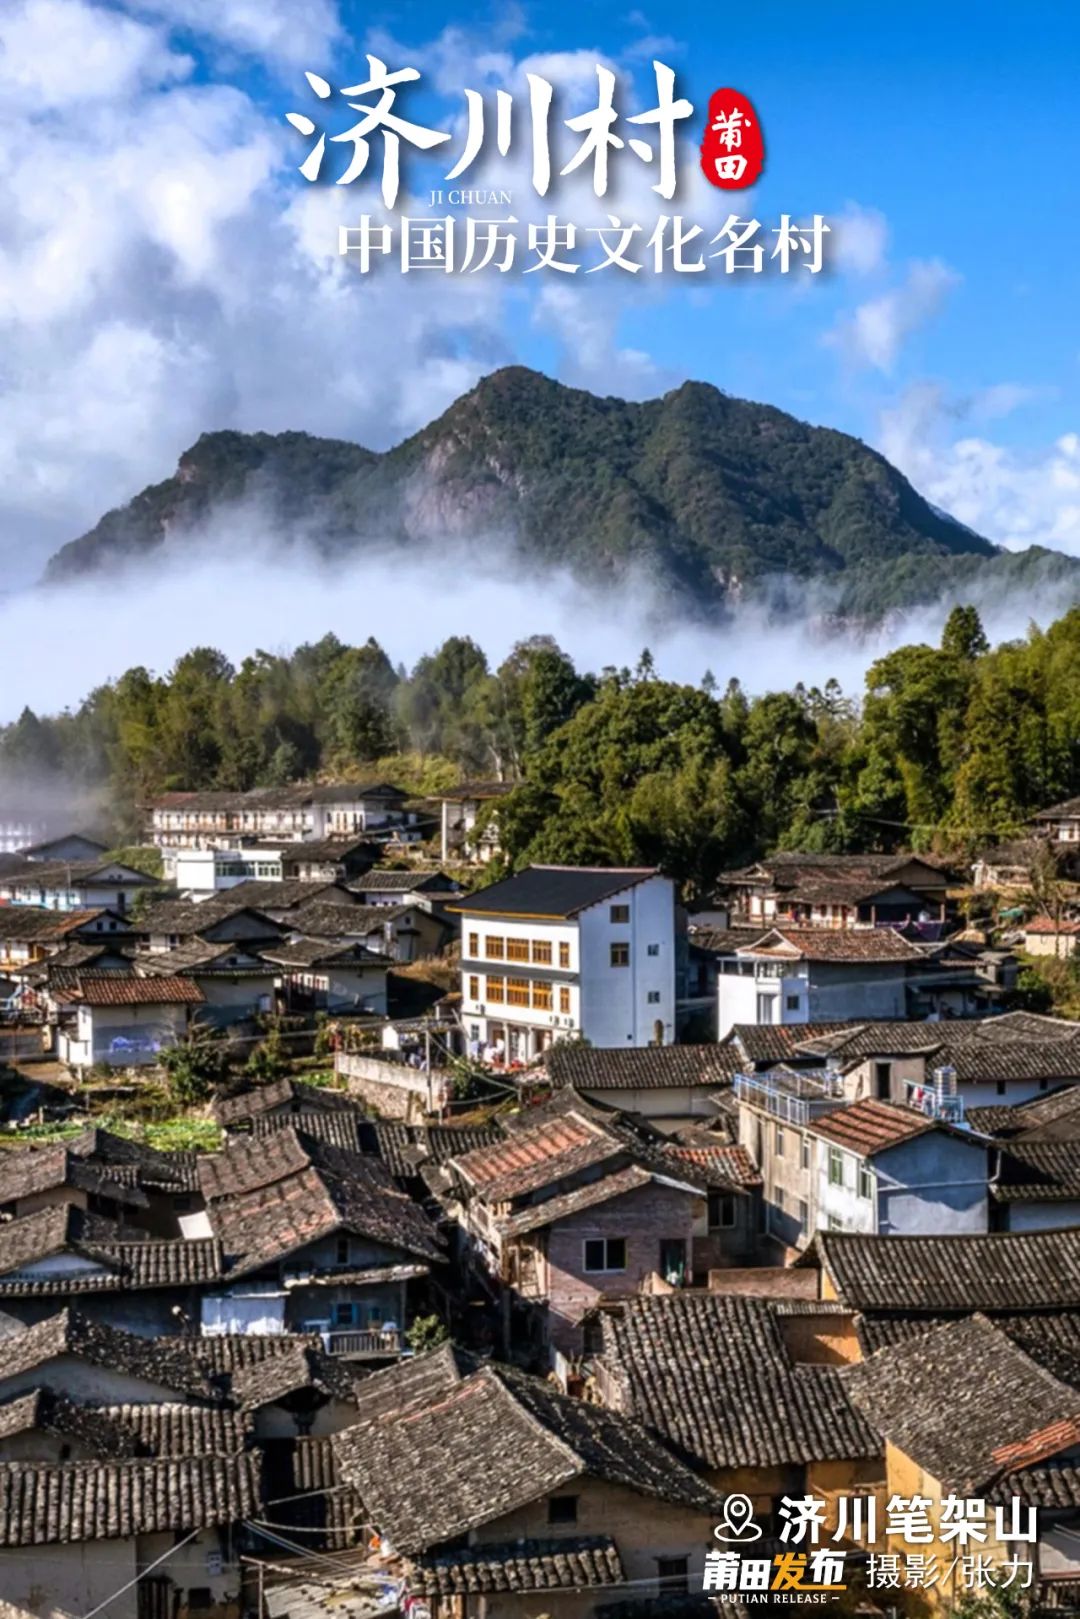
806;1229;1080;1313
660;1141;761;1188
332;1355;724;1554
598;1293;879;1470
449;1111;623;1201
53;974;204;1006
1025;917;1080;936
843;1313;1080;1491
807;1099;951;1157
546;1044;742;1092
411;1537;625;1595
0;1452;260;1546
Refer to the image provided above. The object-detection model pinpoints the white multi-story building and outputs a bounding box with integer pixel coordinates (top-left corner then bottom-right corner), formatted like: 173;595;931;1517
148;783;416;857
454;865;676;1061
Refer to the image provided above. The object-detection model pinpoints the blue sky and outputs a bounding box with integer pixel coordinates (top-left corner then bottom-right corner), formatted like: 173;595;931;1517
0;0;1078;581
320;0;1080;449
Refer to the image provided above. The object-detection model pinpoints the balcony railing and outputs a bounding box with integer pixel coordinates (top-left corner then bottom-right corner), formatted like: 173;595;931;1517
321;1328;404;1359
734;1070;846;1126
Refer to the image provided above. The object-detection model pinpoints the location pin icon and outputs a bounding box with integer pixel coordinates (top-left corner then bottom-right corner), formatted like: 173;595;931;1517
714;1493;759;1542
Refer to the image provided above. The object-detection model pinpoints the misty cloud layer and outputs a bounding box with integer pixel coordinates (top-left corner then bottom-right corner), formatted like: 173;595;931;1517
0;517;1073;727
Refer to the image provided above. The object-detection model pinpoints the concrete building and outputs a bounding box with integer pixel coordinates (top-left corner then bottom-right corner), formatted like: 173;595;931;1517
455;866;677;1060
716;927;930;1037
435;782;512;864
53;975;204;1071
736;1074;986;1252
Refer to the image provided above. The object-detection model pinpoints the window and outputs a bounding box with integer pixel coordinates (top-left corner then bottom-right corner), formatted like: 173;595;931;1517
786;994;800;1011
559;986;571;1014
506;978;530;1007
486;976;506;1004
828;1148;844;1187
532;939;552;964
486;936;505;960
468;976;479;1001
583;1237;627;1272
647;990;661;1004
801;1136;811;1171
507;937;529;962
548;1495;578;1525
647;942;660;956
610;942;630;968
335;1236;350;1265
775;1125;785;1158
707;1191;736;1230
996;1080;1007;1097
774;1185;786;1213
532;981;553;1011
874;1061;892;1100
798;1198;809;1230
334;1302;354;1326
468;932;479;956
827;1214;844;1231
656;1557;689;1594
610;904;630;923
559;941;571;968
858;1164;874;1201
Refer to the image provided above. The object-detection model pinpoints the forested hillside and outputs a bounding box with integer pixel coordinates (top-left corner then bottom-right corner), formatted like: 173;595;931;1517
44;367;1080;619
4;605;1080;901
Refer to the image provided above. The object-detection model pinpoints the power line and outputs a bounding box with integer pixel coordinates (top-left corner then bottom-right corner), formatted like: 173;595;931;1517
79;1527;201;1619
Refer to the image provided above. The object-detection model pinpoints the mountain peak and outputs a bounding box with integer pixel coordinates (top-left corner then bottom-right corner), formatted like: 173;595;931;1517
40;368;1034;618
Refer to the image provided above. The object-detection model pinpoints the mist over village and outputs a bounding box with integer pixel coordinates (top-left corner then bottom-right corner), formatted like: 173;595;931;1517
2;3;1080;1619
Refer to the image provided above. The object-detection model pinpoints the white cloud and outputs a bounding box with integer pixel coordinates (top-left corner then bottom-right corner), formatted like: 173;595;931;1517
0;0;187;107
120;0;343;71
826;258;960;372
879;382;1080;555
830;202;888;277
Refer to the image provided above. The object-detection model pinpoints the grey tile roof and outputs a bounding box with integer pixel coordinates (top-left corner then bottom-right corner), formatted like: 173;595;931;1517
0;1310;221;1401
93;1401;252;1456
0;1452;260;1545
0;1218;223;1296
411;1536;625;1595
453;865;660;919
332;1353;724;1553
842;1313;1080;1490
546;1044;742;1092
807;1229;1080;1313
212;1076;366;1127
204;1129;442;1273
0;1390;141;1457
598;1293;880;1469
252;1110;368;1155
994;1141;1080;1202
970;1085;1080;1142
727;1023;857;1065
